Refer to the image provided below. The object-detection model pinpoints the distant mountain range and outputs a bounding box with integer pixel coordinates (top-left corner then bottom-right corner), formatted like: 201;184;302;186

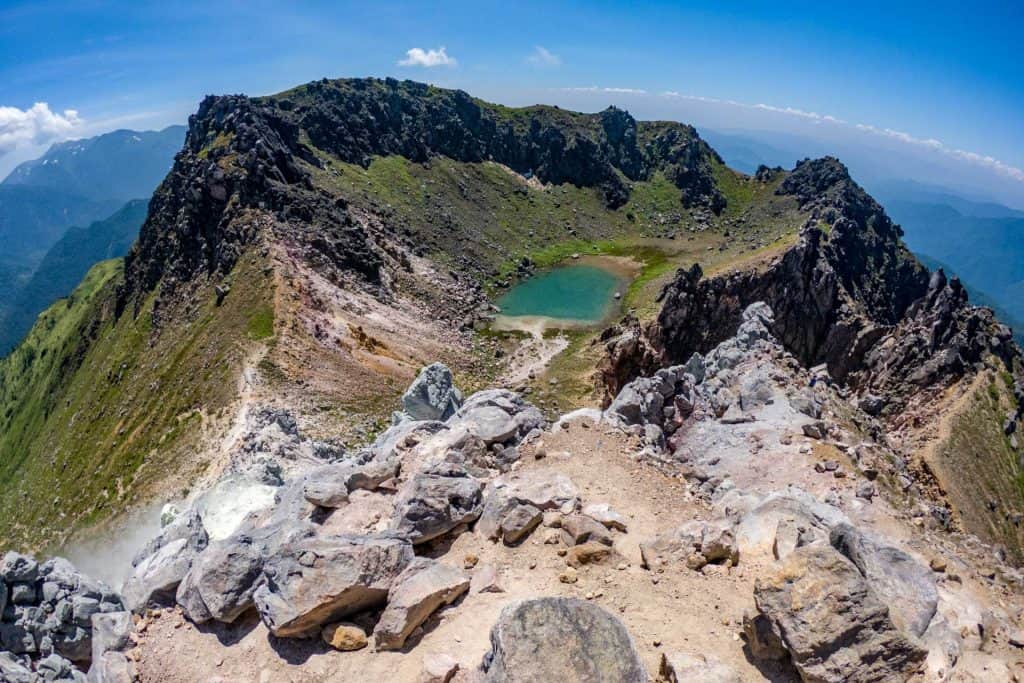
0;125;184;353
3;126;186;202
703;128;1024;340
0;200;149;354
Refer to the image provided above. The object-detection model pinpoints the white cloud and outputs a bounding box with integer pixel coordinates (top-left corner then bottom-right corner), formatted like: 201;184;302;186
527;46;561;67
398;46;456;68
0;102;82;157
562;86;648;95
851;123;1024;181
559;85;1024;185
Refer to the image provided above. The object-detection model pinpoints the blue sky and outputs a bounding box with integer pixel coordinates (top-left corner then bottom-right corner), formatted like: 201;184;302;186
1;1;1022;204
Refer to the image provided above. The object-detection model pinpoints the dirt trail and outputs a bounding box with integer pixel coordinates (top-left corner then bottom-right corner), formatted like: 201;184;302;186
493;315;570;387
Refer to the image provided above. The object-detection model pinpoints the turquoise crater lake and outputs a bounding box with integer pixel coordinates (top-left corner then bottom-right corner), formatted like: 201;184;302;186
495;263;624;325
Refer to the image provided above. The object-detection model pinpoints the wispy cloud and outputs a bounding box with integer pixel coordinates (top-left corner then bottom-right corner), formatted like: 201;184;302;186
527;46;561;67
398;46;456;68
562;86;648;95
854;123;1024;181
0;102;82;157
659;90;1024;183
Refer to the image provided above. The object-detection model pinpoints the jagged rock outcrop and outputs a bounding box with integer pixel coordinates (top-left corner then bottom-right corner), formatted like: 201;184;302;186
602;157;1022;426
119;78;725;316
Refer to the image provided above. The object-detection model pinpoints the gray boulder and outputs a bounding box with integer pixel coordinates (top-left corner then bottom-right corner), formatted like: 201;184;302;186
121;538;192;612
402;363;463;421
130;508;208;568
481;598;646;682
660;652;741;683
499;505;543;545
790;390;822;418
605;377;665;427
458;406;518;445
86;652;132;683
374;558;470;651
390;464;483;544
478;472;579;541
0;652;35;683
1;552;39;583
254;534;413;637
752;544;927;682
830;524;938;637
89;612;132;665
560;514;613;547
683;353;706;384
176;535;263;623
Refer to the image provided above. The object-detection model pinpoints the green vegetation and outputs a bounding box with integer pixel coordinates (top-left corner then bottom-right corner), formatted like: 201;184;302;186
0;251;276;552
247;306;275;340
933;374;1024;561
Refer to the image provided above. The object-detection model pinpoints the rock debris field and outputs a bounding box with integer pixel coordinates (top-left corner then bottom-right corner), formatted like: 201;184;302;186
3;303;1024;682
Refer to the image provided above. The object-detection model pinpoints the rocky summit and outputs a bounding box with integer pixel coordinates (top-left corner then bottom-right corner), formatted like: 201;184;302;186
1;77;1023;682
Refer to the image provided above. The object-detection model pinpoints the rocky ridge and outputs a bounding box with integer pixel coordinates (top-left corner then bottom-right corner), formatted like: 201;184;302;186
120;77;725;318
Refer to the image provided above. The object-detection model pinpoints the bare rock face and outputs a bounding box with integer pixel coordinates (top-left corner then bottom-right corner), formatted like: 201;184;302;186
481;598;646;682
374;559;470;651
253;534;414;637
751;544;927;682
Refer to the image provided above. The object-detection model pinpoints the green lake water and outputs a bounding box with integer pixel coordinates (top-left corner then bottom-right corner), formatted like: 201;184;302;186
495;264;623;323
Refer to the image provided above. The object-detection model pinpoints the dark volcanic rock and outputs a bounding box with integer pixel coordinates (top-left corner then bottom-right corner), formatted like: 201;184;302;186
610;157;1022;413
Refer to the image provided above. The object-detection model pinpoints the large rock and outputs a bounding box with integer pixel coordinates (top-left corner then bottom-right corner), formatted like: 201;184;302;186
390;464;483;544
0;652;35;683
752;544;926;682
176;534;263;623
374;559;470;650
830;524;938;637
87;652;132;683
660;652;741;683
1;552;39;583
478;472;579;540
734;489;846;559
458;406;518;445
302;459;399;508
121;538;192;612
481;598;646;682
402;363;463;421
89;612;132;666
254;534;414;637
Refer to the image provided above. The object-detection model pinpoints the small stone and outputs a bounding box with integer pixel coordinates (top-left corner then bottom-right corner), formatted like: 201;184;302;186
929;557;947;573
321;622;368;651
470;565;504;594
420;653;459;683
685;552;708;571
463;554;479;570
559;568;578;584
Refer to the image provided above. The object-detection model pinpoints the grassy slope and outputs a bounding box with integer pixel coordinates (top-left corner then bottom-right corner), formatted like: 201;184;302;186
931;372;1024;559
0;250;276;551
